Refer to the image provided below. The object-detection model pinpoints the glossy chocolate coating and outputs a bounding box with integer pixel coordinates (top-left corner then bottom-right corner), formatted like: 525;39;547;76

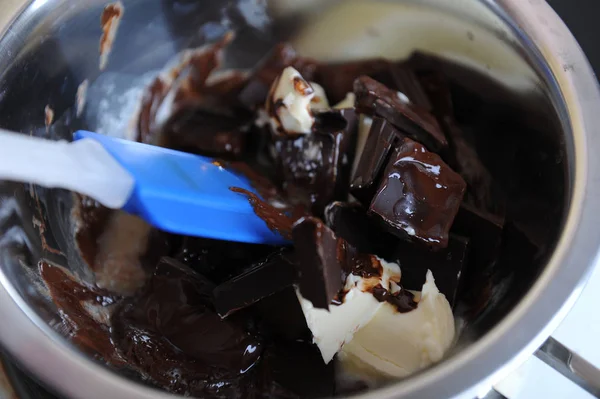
369;138;466;249
353;75;447;152
213;250;298;318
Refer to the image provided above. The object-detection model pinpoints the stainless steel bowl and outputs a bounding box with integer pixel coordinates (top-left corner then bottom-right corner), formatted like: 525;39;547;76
0;0;598;398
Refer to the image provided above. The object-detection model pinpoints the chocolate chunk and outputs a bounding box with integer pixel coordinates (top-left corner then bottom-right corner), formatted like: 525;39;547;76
353;75;447;152
239;43;318;109
350;117;400;204
324;201;398;257
213;250;298;318
452;202;504;272
173;236;275;284
314;59;392;104
368;138;466;249
387;234;470;307
389;64;433;112
261;341;335;398
273;108;358;215
292;217;346;309
253;286;310;341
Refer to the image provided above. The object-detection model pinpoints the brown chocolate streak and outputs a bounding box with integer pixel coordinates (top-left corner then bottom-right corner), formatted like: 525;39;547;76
230;187;295;240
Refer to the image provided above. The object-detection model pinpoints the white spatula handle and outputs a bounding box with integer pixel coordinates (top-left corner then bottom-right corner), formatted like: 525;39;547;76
0;129;134;209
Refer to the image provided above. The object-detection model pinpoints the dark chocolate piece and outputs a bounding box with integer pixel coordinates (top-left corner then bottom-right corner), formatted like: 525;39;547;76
350;117;400;204
387;234;470;307
254;286;310;341
369;137;466;249
173;236;275;284
292;217;346;309
452;202;504;272
389;64;433;112
213;250;297;318
353;75;447;152
324;201;399;257
273;108;358;215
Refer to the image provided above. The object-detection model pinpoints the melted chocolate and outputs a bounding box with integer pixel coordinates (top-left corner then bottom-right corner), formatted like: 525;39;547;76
111;257;263;397
369;138;466;249
230;187;298;240
39;261;124;366
371;284;418;313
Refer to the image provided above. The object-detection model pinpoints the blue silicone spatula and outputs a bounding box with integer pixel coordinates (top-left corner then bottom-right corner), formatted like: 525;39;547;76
0;129;288;245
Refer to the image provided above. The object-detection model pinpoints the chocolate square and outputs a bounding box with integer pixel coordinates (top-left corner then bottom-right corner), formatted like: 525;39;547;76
324;201;398;257
368;138;466;249
213;250;298;318
273;109;358;216
388;235;470;307
292;217;347;309
253;286;310;341
389;64;433;112
353;75;447;152
350;117;400;204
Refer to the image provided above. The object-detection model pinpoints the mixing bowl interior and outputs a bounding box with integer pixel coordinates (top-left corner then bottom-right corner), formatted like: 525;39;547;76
0;0;571;397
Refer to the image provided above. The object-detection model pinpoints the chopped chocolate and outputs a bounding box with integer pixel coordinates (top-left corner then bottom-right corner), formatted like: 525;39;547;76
368;138;466;249
371;284;418;313
292;217;346;309
173;236;275;284
253;286;310;341
324;201;396;256
387;235;470;307
213;250;298;318
389;64;433;112
350;117;400;204
353;75;447;152
452;202;505;272
273;108;358;215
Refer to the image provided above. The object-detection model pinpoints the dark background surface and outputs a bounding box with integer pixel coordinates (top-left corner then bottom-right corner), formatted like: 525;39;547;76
1;1;598;398
547;0;600;75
